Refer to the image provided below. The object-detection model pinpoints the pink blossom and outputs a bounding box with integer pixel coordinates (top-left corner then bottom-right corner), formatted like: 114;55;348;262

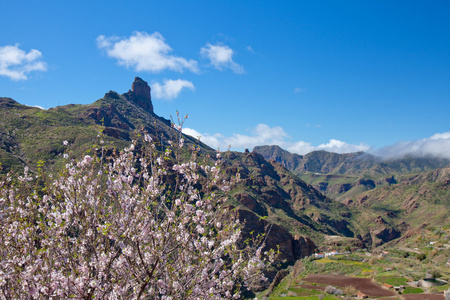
0;133;273;299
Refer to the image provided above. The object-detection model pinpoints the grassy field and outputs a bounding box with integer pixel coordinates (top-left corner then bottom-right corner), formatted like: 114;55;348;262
376;276;409;286
403;287;424;294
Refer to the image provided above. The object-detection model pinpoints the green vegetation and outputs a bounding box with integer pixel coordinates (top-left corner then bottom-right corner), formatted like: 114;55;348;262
416;253;427;261
376;276;409;286
403;287;424;294
301;257;363;276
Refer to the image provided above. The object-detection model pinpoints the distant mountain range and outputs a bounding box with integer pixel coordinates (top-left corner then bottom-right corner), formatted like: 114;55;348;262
253;144;450;248
253;145;450;176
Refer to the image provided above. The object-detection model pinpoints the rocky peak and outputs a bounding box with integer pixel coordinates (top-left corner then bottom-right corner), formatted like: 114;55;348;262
131;77;151;100
124;77;153;113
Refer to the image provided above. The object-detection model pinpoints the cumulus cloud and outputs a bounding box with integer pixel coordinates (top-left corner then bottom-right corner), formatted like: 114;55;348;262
182;128;225;149
200;43;244;73
97;32;198;73
0;44;47;80
317;139;369;153
183;123;369;154
371;132;450;159
151;79;194;100
224;124;288;148
284;141;316;155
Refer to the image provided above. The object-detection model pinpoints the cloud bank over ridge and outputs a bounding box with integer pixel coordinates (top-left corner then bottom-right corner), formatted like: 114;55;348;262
183;124;370;154
183;125;450;159
371;132;450;159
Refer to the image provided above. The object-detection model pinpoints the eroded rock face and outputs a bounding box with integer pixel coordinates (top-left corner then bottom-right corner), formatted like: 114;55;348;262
292;235;317;258
132;77;151;100
232;208;316;262
233;192;267;216
372;226;401;245
329;183;352;194
85;104;134;131
124;77;154;113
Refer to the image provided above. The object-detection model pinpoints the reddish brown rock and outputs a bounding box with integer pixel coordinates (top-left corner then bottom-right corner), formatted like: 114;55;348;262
132;77;151;100
376;216;386;225
329;183;352;194
231;208;316;262
124;77;154;113
292;235;317;258
85;104;134;130
357;195;368;204
233;192;267;216
372;226;401;245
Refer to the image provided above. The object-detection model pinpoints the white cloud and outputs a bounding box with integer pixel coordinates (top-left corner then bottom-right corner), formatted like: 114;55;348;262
0;44;47;80
200;43;244;73
182;128;224;149
224;124;288;148
183;123;369;154
283;141;312;154
151;79;194;100
183;125;450;159
371;132;450;159
294;87;306;93
97;32;198;73
317;139;369;153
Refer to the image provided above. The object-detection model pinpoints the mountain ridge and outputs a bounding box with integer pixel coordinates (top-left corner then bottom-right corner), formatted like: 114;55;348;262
253;144;450;176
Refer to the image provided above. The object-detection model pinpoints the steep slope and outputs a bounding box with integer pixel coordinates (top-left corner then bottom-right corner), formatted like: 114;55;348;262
223;151;356;238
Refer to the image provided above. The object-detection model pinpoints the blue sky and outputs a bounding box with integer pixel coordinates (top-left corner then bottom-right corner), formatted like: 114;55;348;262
1;1;449;158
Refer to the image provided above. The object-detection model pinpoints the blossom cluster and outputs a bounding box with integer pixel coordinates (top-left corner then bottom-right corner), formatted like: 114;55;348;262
0;135;274;299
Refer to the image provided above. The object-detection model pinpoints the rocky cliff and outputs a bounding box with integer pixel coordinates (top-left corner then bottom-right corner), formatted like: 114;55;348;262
124;77;153;113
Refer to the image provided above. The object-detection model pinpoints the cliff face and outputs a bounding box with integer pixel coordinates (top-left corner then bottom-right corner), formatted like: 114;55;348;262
132;77;151;100
233;208;316;262
124;77;153;113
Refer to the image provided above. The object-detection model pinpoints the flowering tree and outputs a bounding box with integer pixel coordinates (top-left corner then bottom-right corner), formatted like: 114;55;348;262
0;124;274;299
